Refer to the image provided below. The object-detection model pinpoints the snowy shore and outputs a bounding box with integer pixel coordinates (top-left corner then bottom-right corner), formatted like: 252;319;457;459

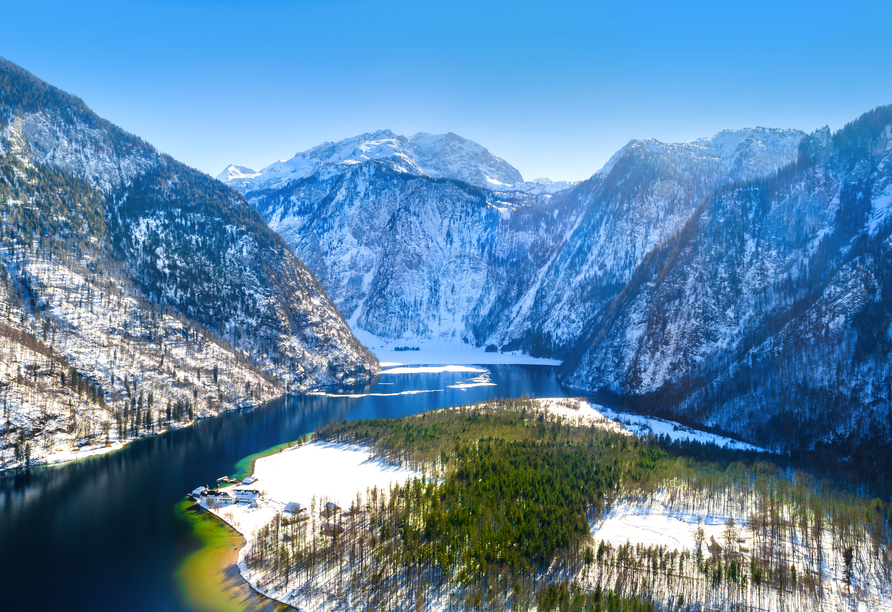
536;397;768;452
195;440;418;610
350;328;561;366
195;396;768;611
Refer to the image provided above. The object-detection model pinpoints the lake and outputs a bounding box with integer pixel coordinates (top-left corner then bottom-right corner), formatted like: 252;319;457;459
0;364;565;611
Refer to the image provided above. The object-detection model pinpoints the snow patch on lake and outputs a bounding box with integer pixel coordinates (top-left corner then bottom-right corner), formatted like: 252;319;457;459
447;372;497;390
380;364;487;374
351;327;561;366
309;389;440;398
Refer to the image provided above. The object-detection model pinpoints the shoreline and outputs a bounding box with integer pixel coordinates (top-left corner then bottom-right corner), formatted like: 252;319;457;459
192;439;418;611
187;397;891;612
188;397;767;611
0;395;280;474
175;500;290;612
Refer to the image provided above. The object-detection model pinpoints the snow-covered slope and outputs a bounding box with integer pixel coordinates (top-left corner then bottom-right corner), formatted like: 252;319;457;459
564;106;892;452
226;126;803;358
0;58;377;469
215;164;258;191
487;127;807;355
242;161;581;344
410;131;524;188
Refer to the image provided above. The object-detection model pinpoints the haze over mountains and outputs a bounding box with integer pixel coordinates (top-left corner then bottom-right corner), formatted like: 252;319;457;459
224;114;892;455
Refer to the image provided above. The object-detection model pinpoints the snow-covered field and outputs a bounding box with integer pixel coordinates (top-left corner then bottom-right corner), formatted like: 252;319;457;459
351;328;561;366
583;489;892;612
198;440;418;610
591;494;740;552
534;397;628;434
535;397;767;451
196;399;891;612
597;405;769;452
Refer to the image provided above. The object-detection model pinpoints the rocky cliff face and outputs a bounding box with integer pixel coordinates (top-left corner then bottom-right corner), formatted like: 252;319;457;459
226;127;804;358
487;128;807;355
564;107;892;451
242;160;581;344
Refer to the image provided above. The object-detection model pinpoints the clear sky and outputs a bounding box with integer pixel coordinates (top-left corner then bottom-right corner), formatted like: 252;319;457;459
4;0;892;182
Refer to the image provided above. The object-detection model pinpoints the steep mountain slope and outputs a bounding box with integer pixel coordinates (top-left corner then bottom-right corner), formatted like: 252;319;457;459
487;128;806;355
243;161;581;343
223;130;584;345
0;58;376;469
565;106;892;452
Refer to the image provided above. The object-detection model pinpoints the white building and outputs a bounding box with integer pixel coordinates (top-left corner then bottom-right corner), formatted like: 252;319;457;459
232;488;260;504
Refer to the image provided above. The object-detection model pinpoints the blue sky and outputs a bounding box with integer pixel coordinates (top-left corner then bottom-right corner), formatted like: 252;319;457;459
4;0;892;181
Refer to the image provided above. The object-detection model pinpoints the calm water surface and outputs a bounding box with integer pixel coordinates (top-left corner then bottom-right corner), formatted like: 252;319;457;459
0;364;565;611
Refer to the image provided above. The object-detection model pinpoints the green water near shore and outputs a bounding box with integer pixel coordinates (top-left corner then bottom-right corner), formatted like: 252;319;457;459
1;365;564;611
174;501;289;612
232;434;310;481
174;435;312;611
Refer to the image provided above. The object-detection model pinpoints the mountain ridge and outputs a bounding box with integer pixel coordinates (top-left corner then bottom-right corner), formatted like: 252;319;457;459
562;105;892;453
221;129;524;193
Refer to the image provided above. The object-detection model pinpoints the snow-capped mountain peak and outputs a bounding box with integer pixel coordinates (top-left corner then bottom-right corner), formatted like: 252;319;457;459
410;131;524;187
215;164;260;191
216;164;258;181
221;129;524;193
597;127;806;179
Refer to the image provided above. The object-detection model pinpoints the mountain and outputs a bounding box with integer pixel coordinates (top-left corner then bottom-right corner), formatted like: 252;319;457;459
216;164;258;191
223;129;523;194
0;58;377;469
223;134;581;345
219;103;892;455
563;106;892;453
487;128;807;355
222;127;804;357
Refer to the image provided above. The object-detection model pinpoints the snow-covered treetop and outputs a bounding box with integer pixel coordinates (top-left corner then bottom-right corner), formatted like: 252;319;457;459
221;129;524;193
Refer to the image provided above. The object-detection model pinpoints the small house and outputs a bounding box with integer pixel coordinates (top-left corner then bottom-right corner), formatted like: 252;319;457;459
241;476;257;485
284;502;305;514
232;488;260;504
322;501;341;517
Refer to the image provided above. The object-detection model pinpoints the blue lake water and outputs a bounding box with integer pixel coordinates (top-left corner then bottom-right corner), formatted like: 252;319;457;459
0;364;565;611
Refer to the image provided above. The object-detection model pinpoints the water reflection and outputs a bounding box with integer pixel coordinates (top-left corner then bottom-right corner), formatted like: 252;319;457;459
0;364;564;611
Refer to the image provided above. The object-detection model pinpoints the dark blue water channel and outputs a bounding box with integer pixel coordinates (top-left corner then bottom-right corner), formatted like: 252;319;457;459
0;364;565;611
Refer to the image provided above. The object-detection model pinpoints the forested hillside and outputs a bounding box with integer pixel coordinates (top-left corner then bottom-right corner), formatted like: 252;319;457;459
0;58;377;470
240;398;892;611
